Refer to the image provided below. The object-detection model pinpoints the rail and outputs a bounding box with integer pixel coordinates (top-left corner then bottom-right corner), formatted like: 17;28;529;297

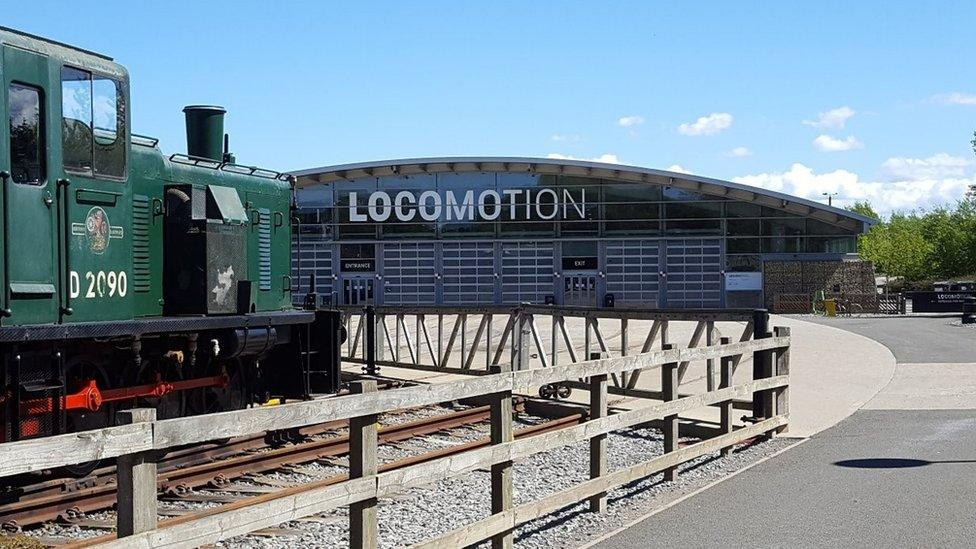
0;324;790;548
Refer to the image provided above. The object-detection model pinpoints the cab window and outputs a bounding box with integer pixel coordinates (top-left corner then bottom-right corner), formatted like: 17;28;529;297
61;66;126;179
8;83;45;185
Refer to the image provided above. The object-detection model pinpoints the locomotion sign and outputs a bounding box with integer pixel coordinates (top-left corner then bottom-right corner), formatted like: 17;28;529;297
347;188;587;222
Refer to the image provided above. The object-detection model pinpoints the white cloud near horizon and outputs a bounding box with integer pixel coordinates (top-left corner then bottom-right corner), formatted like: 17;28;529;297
546;152;621;164
733;157;972;216
725;146;752;158
678;112;733;136
932;92;976;106
666;164;693;174
813;134;863;152
880;153;972;181
803;106;855;129
617;115;645;127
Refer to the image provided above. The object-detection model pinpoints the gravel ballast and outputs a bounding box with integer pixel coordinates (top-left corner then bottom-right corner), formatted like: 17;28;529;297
216;416;797;549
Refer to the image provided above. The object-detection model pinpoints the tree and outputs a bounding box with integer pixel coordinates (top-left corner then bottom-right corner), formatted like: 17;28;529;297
858;215;933;280
846;200;881;221
970;131;976;199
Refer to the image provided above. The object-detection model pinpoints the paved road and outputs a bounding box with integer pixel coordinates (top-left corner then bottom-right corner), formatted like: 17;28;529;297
598;316;976;548
596;409;976;549
797;314;976;363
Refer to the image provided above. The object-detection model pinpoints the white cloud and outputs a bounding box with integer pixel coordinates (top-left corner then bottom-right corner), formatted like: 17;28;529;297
933;92;976;106
666;164;693;174
678;112;733;136
880;153;973;181
547;153;621;164
802;106;855;129
725;146;752;158
617;115;645;127
550;133;581;142
733;160;972;216
813;134;863;152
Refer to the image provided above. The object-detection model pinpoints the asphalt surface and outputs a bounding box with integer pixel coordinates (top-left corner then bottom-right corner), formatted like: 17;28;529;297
796;314;976;363
596;410;976;549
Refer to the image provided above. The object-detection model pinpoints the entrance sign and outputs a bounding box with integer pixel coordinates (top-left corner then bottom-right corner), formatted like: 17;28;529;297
341;259;376;272
907;291;976;313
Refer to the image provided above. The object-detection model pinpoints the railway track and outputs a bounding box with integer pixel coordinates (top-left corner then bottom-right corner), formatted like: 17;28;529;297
1;400;585;538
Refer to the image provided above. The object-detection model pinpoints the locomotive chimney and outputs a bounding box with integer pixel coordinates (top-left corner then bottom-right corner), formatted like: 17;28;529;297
183;105;226;162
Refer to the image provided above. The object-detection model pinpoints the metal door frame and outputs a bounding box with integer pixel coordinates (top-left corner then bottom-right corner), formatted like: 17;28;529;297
340;275;375;306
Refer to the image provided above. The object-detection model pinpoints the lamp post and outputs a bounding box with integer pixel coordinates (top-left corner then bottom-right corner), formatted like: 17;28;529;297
822;192;838;206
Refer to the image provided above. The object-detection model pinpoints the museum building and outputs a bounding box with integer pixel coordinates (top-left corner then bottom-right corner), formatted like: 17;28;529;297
291;158;874;308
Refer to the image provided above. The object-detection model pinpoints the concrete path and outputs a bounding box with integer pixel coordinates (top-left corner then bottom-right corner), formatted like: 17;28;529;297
343;314;896;437
761;315;895;436
596;316;976;548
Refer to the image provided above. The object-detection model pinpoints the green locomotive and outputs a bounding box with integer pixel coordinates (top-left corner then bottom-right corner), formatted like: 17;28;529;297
0;27;340;449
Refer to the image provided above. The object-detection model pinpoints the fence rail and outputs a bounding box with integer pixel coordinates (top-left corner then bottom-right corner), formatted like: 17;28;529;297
0;315;791;549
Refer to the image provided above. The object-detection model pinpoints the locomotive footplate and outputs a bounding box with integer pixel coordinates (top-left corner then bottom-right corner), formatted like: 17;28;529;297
0;310;315;342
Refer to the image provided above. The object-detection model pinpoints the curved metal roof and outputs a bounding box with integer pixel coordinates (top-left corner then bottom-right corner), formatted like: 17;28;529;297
293;156;874;231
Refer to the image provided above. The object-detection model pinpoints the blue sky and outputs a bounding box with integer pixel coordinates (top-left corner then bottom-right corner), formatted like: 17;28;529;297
8;1;976;214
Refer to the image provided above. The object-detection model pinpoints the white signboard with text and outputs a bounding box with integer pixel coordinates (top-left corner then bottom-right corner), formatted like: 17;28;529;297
725;272;763;292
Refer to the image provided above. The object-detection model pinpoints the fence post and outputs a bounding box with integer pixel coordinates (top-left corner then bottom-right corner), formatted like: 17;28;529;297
705;320;715;391
116;408;157;537
349;380;378;549
774;326;791;434
751;309;771;421
364;306;377;376
512;305;529;371
719;337;734;457
661;343;678;481
489;365;514;549
589;372;608;512
375;312;386;364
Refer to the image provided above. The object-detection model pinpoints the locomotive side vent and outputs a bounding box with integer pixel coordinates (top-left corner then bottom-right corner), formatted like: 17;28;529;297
132;194;152;292
257;208;272;291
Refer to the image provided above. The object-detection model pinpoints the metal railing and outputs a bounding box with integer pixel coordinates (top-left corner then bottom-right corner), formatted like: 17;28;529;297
339;305;762;392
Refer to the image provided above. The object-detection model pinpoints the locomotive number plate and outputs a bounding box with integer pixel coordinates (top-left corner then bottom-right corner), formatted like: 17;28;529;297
69;270;128;299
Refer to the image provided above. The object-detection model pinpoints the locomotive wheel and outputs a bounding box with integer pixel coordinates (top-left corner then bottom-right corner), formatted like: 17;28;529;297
186;360;248;416
62;356;113;477
135;357;185;420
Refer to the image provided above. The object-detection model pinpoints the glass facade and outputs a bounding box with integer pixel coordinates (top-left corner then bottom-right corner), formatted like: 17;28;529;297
297;173;858;251
293;169;865;308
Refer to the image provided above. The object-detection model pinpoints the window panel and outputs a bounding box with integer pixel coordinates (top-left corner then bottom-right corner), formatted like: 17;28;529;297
805;236;857;253
8;83;44;185
762;218;805;236
605;220;660;235
665;201;723;219
602;183;662;203
92;76;125;177
725;202;762;217
665;219;722;235
762;236;804;253
727;238;761;253
61;66;92;173
806;219;855;236
726;218;760;236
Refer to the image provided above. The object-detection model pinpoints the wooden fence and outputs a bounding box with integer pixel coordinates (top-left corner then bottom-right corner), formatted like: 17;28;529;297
0;324;790;549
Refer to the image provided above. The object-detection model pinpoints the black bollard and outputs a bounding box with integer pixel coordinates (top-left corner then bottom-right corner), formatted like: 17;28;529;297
963;296;976;324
